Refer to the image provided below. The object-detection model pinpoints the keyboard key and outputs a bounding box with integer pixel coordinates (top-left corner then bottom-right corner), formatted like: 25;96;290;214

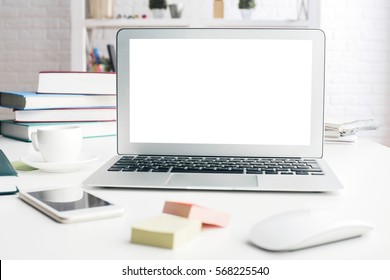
138;167;152;172
276;168;289;172
294;168;311;172
122;168;136;172
151;168;170;172
246;168;260;171
171;167;187;173
263;168;276;172
108;167;122;171
247;170;263;174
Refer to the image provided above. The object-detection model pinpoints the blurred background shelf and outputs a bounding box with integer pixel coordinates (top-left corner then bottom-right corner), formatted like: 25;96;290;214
204;19;313;27
84;18;191;28
71;0;320;71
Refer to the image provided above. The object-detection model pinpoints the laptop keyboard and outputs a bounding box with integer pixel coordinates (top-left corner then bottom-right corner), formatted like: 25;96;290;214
107;156;324;175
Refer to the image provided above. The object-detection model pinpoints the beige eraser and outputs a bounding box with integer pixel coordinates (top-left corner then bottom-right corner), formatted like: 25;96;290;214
163;201;230;227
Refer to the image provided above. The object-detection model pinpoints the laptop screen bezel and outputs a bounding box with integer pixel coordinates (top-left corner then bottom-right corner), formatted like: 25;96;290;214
116;28;325;158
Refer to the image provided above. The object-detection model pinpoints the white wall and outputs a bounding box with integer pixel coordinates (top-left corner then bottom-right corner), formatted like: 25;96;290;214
0;0;389;146
321;0;390;146
0;0;70;92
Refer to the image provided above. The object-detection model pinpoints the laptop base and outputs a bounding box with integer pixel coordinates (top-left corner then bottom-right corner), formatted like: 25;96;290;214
84;156;342;192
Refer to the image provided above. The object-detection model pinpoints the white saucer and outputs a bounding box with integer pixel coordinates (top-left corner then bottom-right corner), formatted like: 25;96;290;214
20;153;99;173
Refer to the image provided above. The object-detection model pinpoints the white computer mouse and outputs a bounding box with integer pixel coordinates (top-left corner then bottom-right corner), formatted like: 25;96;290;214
249;209;373;251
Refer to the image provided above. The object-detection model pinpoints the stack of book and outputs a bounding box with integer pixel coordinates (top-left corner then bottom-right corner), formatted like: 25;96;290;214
0;71;117;142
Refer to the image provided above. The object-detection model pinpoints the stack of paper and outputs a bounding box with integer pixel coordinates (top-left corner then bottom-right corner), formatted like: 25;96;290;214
324;130;358;144
325;119;378;144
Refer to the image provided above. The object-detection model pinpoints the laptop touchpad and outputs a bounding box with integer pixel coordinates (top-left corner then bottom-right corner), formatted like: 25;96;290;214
166;173;258;188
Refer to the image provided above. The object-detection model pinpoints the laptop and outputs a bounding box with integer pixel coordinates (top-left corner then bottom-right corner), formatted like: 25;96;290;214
84;28;343;192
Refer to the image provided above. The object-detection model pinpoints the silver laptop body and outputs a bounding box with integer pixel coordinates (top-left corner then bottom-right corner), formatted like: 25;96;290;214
84;28;343;192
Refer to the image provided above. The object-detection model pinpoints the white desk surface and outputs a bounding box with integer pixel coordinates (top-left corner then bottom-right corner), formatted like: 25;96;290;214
1;136;389;260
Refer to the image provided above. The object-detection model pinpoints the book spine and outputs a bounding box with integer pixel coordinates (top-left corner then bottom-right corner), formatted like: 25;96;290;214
1;121;116;142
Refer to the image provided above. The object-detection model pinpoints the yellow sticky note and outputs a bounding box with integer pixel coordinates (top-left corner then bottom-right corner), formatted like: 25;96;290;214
131;214;202;249
12;161;37;171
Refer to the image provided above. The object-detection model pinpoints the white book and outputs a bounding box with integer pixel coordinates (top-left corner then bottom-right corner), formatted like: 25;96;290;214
0;91;116;109
0;106;14;120
1;120;116;142
14;108;116;122
37;71;116;95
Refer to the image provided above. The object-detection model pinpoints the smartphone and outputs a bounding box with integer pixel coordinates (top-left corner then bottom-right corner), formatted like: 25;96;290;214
19;187;124;223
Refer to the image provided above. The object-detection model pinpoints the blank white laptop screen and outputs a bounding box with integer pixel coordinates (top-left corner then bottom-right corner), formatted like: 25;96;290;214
129;38;312;146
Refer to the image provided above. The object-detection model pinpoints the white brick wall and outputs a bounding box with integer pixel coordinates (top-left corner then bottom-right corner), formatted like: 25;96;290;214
0;0;70;91
0;0;389;146
321;0;390;146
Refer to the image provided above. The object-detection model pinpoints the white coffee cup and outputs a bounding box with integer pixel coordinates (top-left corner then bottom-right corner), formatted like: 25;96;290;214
31;125;83;163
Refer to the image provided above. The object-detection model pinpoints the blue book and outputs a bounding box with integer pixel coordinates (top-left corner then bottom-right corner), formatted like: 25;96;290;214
0;91;116;110
0;120;116;142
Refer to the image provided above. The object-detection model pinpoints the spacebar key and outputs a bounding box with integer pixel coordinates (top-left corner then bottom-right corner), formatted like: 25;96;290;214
171;168;244;174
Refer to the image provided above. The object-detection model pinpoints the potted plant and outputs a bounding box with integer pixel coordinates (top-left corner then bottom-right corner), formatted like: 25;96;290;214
238;0;256;19
149;0;167;19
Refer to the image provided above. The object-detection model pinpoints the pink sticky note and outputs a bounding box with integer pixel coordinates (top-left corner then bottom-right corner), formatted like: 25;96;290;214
163;201;230;227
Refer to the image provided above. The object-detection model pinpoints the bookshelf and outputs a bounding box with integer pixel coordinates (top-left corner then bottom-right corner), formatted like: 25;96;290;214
70;0;321;71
